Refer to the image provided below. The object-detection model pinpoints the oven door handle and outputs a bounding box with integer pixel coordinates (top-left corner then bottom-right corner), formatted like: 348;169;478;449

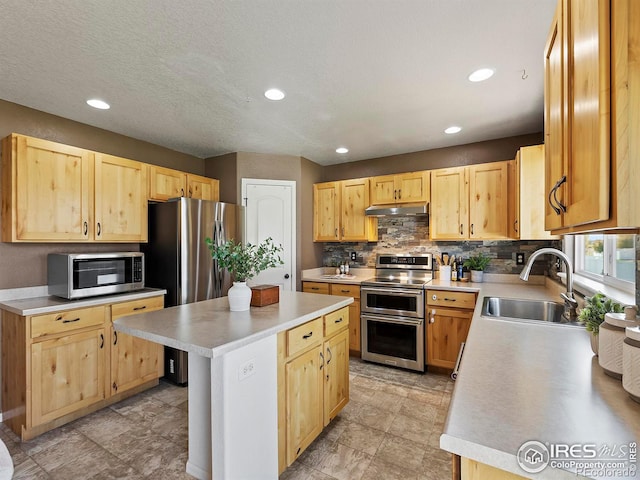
362;314;424;326
362;287;424;297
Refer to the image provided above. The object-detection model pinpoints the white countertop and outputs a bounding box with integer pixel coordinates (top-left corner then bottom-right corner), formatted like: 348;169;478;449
114;290;353;359
440;281;640;479
301;267;375;284
0;288;167;316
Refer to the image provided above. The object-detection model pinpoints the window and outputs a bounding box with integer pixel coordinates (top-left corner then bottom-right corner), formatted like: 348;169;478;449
572;234;635;292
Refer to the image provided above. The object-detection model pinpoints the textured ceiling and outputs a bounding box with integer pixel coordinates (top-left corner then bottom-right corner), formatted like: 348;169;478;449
0;0;556;166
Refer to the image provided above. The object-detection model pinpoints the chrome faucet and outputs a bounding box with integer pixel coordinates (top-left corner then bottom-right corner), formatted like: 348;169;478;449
519;247;578;320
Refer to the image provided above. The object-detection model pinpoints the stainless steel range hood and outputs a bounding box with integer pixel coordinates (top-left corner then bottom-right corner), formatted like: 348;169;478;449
365;202;429;217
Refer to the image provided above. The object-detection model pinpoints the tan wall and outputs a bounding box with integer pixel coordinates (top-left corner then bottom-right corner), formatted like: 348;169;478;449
205;152;238;203
323;133;543;181
300;157;324;270
0;99;205;289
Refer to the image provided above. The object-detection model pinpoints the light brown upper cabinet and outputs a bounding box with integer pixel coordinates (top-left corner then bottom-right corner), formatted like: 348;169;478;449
370;171;430;205
510;145;559;240
148;165;219;202
1;134;147;243
313;179;377;242
544;0;640;233
430;162;510;241
94;153;148;242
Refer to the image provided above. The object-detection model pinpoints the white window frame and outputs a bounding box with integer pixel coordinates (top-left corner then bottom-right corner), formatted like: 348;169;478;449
566;234;635;295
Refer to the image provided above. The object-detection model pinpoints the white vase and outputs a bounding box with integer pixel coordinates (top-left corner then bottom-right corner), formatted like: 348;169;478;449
470;270;484;283
228;281;252;312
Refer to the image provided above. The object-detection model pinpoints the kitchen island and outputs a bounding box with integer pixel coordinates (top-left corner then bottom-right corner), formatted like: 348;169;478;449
113;290;352;480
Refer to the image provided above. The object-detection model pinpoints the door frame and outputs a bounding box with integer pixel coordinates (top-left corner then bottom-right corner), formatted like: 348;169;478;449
241;178;297;291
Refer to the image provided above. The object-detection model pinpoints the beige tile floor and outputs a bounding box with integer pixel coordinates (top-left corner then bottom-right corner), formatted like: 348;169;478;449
1;358;453;479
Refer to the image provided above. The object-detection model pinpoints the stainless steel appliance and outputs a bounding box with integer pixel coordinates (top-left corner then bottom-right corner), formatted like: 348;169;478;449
361;253;433;372
47;252;144;299
142;197;245;385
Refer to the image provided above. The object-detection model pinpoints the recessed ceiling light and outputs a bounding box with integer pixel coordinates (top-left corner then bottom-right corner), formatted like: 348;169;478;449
468;68;495;82
264;88;285;101
86;99;110;110
444;126;462;134
336;147;349;154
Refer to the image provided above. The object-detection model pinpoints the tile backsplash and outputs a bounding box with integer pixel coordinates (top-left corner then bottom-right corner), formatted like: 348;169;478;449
323;217;561;277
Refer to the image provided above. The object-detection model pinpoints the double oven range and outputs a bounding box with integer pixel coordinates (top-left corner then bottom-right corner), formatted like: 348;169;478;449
361;254;433;372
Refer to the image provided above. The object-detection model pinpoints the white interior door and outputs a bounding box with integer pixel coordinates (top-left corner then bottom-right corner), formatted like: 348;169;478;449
242;179;295;291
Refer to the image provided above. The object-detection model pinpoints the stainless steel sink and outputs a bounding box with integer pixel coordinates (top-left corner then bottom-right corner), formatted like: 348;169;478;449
481;297;583;326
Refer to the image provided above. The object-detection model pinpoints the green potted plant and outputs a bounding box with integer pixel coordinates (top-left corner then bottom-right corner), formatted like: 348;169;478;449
579;292;623;355
205;237;283;311
463;252;491;283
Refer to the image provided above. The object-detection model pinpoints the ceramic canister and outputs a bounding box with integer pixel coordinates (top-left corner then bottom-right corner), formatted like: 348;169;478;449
599;309;639;379
623;326;640;403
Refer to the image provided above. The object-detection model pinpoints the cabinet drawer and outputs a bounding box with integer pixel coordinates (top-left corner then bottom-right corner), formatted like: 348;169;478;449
287;318;323;357
111;296;164;320
303;282;330;295
324;306;349;338
426;290;476;309
31;305;105;339
329;284;360;299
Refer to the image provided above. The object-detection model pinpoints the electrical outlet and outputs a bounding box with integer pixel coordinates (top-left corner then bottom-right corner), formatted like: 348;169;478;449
239;358;256;381
516;252;525;265
350;251;357;261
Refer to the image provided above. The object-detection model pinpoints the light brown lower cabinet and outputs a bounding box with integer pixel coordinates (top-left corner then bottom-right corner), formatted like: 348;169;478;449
302;281;361;355
278;306;350;473
1;294;165;440
426;290;476;370
109;296;164;395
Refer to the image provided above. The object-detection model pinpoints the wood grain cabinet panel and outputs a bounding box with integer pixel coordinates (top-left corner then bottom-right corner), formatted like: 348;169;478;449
370;171;429;205
278;307;350;473
329;284;361;354
1;133;150;243
1;134;91;242
1;293;165;440
543;0;640;233
94;153;148;242
148;166;220;202
31;328;106;426
109;296;164;395
313;179;377;242
426;290;476;370
431;163;511;241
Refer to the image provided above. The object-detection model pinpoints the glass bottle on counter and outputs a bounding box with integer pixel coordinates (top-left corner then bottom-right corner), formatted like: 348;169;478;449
457;257;464;280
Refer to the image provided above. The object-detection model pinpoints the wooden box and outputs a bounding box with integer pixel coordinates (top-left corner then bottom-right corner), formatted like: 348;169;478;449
250;285;279;307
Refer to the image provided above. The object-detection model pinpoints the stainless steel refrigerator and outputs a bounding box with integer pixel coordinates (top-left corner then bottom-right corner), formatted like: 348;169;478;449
142;197;245;385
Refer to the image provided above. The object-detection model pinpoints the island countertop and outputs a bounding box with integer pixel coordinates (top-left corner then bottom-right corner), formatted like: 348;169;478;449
113;290;353;359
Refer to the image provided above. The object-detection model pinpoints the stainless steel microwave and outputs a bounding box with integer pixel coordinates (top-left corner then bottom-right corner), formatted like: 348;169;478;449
47;252;144;299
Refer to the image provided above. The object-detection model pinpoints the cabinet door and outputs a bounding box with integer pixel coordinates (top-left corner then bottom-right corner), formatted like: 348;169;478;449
187;174;219;201
369;175;397;205
430;167;468;240
286;346;323;465
468;162;509;239
519;146;559;240
426;307;472;369
110;297;164;395
544;0;567;231
313;182;340;241
148;165;186;201
341;178;376;241
323;329;349;425
395;171;430;203
2;134;91;242
31;329;106;426
94;153;148;242
563;0;610;227
329;284;361;354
